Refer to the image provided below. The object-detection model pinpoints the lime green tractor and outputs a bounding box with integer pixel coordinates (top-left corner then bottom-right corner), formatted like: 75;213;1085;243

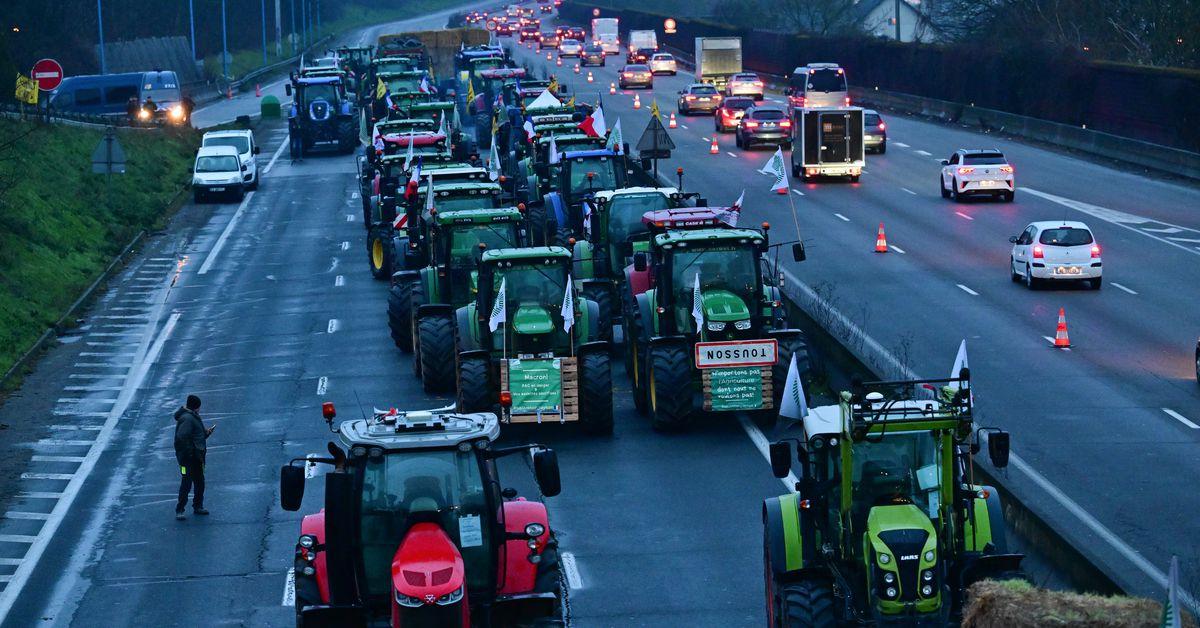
763;373;1023;626
454;247;613;435
624;225;811;429
388;206;526;390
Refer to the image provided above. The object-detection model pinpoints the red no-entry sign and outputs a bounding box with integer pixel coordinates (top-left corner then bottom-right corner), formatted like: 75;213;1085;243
31;58;64;91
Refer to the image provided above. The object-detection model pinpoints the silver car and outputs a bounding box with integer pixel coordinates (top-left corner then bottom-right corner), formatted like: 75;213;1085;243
649;53;677;75
725;72;764;100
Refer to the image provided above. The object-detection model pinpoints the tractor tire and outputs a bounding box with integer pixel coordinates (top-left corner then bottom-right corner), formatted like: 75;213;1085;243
338;119;358;153
409;282;427;378
581;284;614;344
774;333;813;410
578;351;614;435
457;355;492;413
551;225;573;248
387;281;416;352
648;343;694;431
526;203;548;246
533;535;563;594
777;579;836;628
621;289;648;413
418;315;457;394
367;226;393;280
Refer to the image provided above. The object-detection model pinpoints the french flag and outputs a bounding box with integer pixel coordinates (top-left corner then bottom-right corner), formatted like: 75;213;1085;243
405;157;423;201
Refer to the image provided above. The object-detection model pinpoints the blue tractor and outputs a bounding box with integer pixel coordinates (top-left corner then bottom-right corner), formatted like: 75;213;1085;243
286;75;359;157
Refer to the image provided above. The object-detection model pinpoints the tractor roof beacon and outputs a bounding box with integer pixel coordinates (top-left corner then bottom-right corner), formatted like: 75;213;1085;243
280;403;564;628
762;372;1024;626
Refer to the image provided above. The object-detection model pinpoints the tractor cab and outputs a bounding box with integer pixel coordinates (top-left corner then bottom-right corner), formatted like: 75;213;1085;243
540;149;629;245
471;68;527;116
372;56;420;77
425;207;526;307
279;405;563;628
474;248;576;357
524;133;606;196
765;374;1023;625
588;187;709;278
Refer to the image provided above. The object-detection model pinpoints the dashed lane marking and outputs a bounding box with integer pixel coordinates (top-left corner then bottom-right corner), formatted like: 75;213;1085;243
893;142;910;148
1042;336;1071;351
834;213;850;222
1024;187;1200;259
561;552;583;589
346;214;355;222
956;284;979;296
341;241;350;251
261;137;289;175
316;377;328;396
901;188;916;195
955;212;974;221
198;191;256;275
1163;408;1199;429
351;192;360;199
792;189;804;196
889;245;906;254
334;275;345;287
914;149;931;156
327;319;339;334
281;568;296;606
726;151;737;157
1110;282;1137;294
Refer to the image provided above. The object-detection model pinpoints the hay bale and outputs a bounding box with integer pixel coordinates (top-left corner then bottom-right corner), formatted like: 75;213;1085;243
962;580;1196;628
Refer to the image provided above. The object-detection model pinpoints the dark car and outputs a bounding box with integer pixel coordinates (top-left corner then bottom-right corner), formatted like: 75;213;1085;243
556;26;585;42
618;64;653;89
581;44;606;67
518;25;540;42
735;105;792;149
539;31;560;49
676;83;722;115
864;109;888;154
627;47;655;64
1195;337;1199;383
714;96;755;133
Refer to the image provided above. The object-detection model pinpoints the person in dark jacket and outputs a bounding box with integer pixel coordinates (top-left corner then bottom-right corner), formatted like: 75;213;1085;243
126;96;141;123
174;395;214;520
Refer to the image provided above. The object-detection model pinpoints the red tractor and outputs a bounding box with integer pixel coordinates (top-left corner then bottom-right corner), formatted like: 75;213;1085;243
280;403;564;627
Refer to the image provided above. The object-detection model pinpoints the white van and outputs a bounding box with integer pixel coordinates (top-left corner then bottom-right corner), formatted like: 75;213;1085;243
192;145;247;203
201;129;259;189
786;63;849;111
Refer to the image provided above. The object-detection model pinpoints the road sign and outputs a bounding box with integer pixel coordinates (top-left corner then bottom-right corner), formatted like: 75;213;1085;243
694;339;778;369
31;58;63;91
91;127;127;176
636;114;674;160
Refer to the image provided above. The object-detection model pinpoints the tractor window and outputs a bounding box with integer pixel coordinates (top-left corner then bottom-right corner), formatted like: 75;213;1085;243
359;449;492;597
449;223;520;266
302;84;338;104
851;430;942;525
669;245;758;331
607;193;669;245
435;193;500;212
491;260;569;351
386;77;421;93
567;158;619;192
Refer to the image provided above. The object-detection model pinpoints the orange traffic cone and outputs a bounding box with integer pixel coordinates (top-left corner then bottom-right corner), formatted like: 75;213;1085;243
710;136;719;154
875;223;888;253
587;71;594;83
668;112;677;128
226;86;233;100
776;186;788;195
546;52;552;60
255;83;262;97
609;82;616;95
556;57;563;67
633;94;641;109
574;63;580;74
1053;307;1071;348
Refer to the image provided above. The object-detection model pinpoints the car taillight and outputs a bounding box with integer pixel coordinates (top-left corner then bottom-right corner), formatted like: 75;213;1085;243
744;120;759;128
1000;165;1014;173
1033;246;1044;259
844;97;851;106
685;95;696;100
957;167;975;175
1091;245;1101;258
754;81;763;87
878;122;886;130
780;119;791;128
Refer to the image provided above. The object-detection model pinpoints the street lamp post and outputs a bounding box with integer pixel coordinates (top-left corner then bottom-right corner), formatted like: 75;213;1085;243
301;0;307;50
261;0;269;65
894;0;901;41
96;0;107;74
189;0;197;61
222;0;229;78
290;0;297;55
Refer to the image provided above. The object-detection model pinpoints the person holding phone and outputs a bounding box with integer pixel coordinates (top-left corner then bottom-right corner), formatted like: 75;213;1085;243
174;395;215;520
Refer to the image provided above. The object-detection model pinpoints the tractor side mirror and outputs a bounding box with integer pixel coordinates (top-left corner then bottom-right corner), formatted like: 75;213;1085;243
792;242;806;262
533;449;561;497
633;252;648;272
988;431;1011;469
285;84;293;96
280;464;306;511
769;442;792;479
1008;235;1018;244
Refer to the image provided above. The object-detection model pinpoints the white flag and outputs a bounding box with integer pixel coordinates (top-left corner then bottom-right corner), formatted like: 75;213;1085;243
605;117;623;154
778;354;809;420
583;200;594;239
731;189;744;212
488;132;501;181
549;133;560;165
758;147;789;192
1163;555;1182;628
489;278;507;332
403;130;414;171
523;119;535;142
950;339;968;387
561;276;575;333
691;272;704;334
424;174;435;213
437;112;447;137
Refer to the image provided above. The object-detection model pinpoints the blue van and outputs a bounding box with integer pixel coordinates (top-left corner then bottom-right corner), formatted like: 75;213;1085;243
49;71;187;124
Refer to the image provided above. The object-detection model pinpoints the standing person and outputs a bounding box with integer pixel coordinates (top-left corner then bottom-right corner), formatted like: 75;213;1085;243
142;96;157;121
174;395;214;520
126;96;141;124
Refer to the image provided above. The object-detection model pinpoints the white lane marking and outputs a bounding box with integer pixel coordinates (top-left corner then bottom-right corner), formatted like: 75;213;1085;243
63;386;124;392
726;151;737;157
346;214;355;222
19;493;63;499
48;425;102;431
901;187;916;195
737;415;798;492
956;284;979;296
37;439;96;446
341;241;350;251
680;124;688;129
834;213;850;222
781;268;1197;613
1110;282;1137;295
1042;336;1071;351
893;141;910;148
198;192;256;274
1024;187;1200;258
31;456;87;463
914;149;931;156
0;560;21;566
334;275;345;287
261;137;289;175
327;319;339;334
1168;236;1200;244
282;568;296;606
955;212;974;221
792;189;804;196
316;377;328;396
0;535;37;544
55;397;116;404
351;192;360;199
0;311;180;623
1143;226;1182;234
20;473;74;481
78;352;135;357
1163;408;1199;429
328;258;339;273
4;512;51;521
561;552;583;589
889;245;906;254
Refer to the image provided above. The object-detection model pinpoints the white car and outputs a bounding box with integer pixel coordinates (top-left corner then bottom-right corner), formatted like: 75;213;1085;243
649;53;677;75
1009;221;1102;290
192;145;247;203
558;39;583;57
725;72;764;100
940;149;1014;202
201;129;259;189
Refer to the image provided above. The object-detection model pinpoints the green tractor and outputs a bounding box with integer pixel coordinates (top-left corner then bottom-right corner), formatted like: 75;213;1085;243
388;206;526;384
519;133;606;202
454;247;614;435
537;149;630;247
763;373;1023;626
624;224;811;429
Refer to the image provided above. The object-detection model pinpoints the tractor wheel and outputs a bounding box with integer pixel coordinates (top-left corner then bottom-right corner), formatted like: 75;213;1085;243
777;579;836;627
367;226;393;280
648;343;694;430
526;203;548;246
621;289;648;412
457;355;492;413
338;119;358;153
774;333;814;410
551;225;573;248
581;284;614;343
387;281;415;352
409;283;427;378
578;351;614;435
534;534;563;594
418;314;457;394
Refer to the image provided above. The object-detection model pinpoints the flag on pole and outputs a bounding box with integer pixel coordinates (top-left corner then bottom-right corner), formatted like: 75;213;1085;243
437;112;447;137
523;118;536;142
567;95;575;108
649;99;660;119
758;147;789;193
578;106;607;138
561;276;575;333
419;76;432;94
372;124;385;152
489;278;508;332
405;157;423;200
950;339;968;386
549;134;561;164
691;272;704;334
605;118;624;154
15;74;39;105
547;76;559;94
424;174;435;213
403;130;414;170
487;132;501;181
1161;555;1182;628
375;77;387;100
467;78;476;104
583;200;595;238
778;354;810;420
731;189;744;213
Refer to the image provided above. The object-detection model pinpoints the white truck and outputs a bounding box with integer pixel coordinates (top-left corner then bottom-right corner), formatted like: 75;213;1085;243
694;37;742;91
790;107;865;182
629;30;658;54
591;17;620;55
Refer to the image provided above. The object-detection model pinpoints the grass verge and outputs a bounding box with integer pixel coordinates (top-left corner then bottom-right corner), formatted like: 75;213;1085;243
0;120;199;377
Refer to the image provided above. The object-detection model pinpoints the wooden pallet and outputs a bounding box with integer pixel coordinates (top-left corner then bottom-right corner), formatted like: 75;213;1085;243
501;357;579;423
701;366;773;411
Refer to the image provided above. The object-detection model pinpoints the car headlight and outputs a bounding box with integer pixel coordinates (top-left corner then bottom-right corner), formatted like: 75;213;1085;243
137;109;150;120
733;319;752;330
169;105;184;120
395;591;424;607
706;321;725;332
525;523;545;537
436;585;464;606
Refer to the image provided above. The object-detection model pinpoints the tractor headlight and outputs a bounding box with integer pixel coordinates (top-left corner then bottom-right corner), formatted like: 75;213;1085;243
395;591;424;607
525;523;545;537
924;549;935;562
923;569;934;582
706;321;725;332
298;535;316;549
733;319;752;330
885;586;897;599
921;584;934;597
883;572;895;584
436;586;465;606
878;552;891;565
137;109;150;120
301;565;315;576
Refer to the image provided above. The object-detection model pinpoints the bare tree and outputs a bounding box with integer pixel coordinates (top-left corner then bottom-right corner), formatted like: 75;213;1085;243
775;0;862;36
